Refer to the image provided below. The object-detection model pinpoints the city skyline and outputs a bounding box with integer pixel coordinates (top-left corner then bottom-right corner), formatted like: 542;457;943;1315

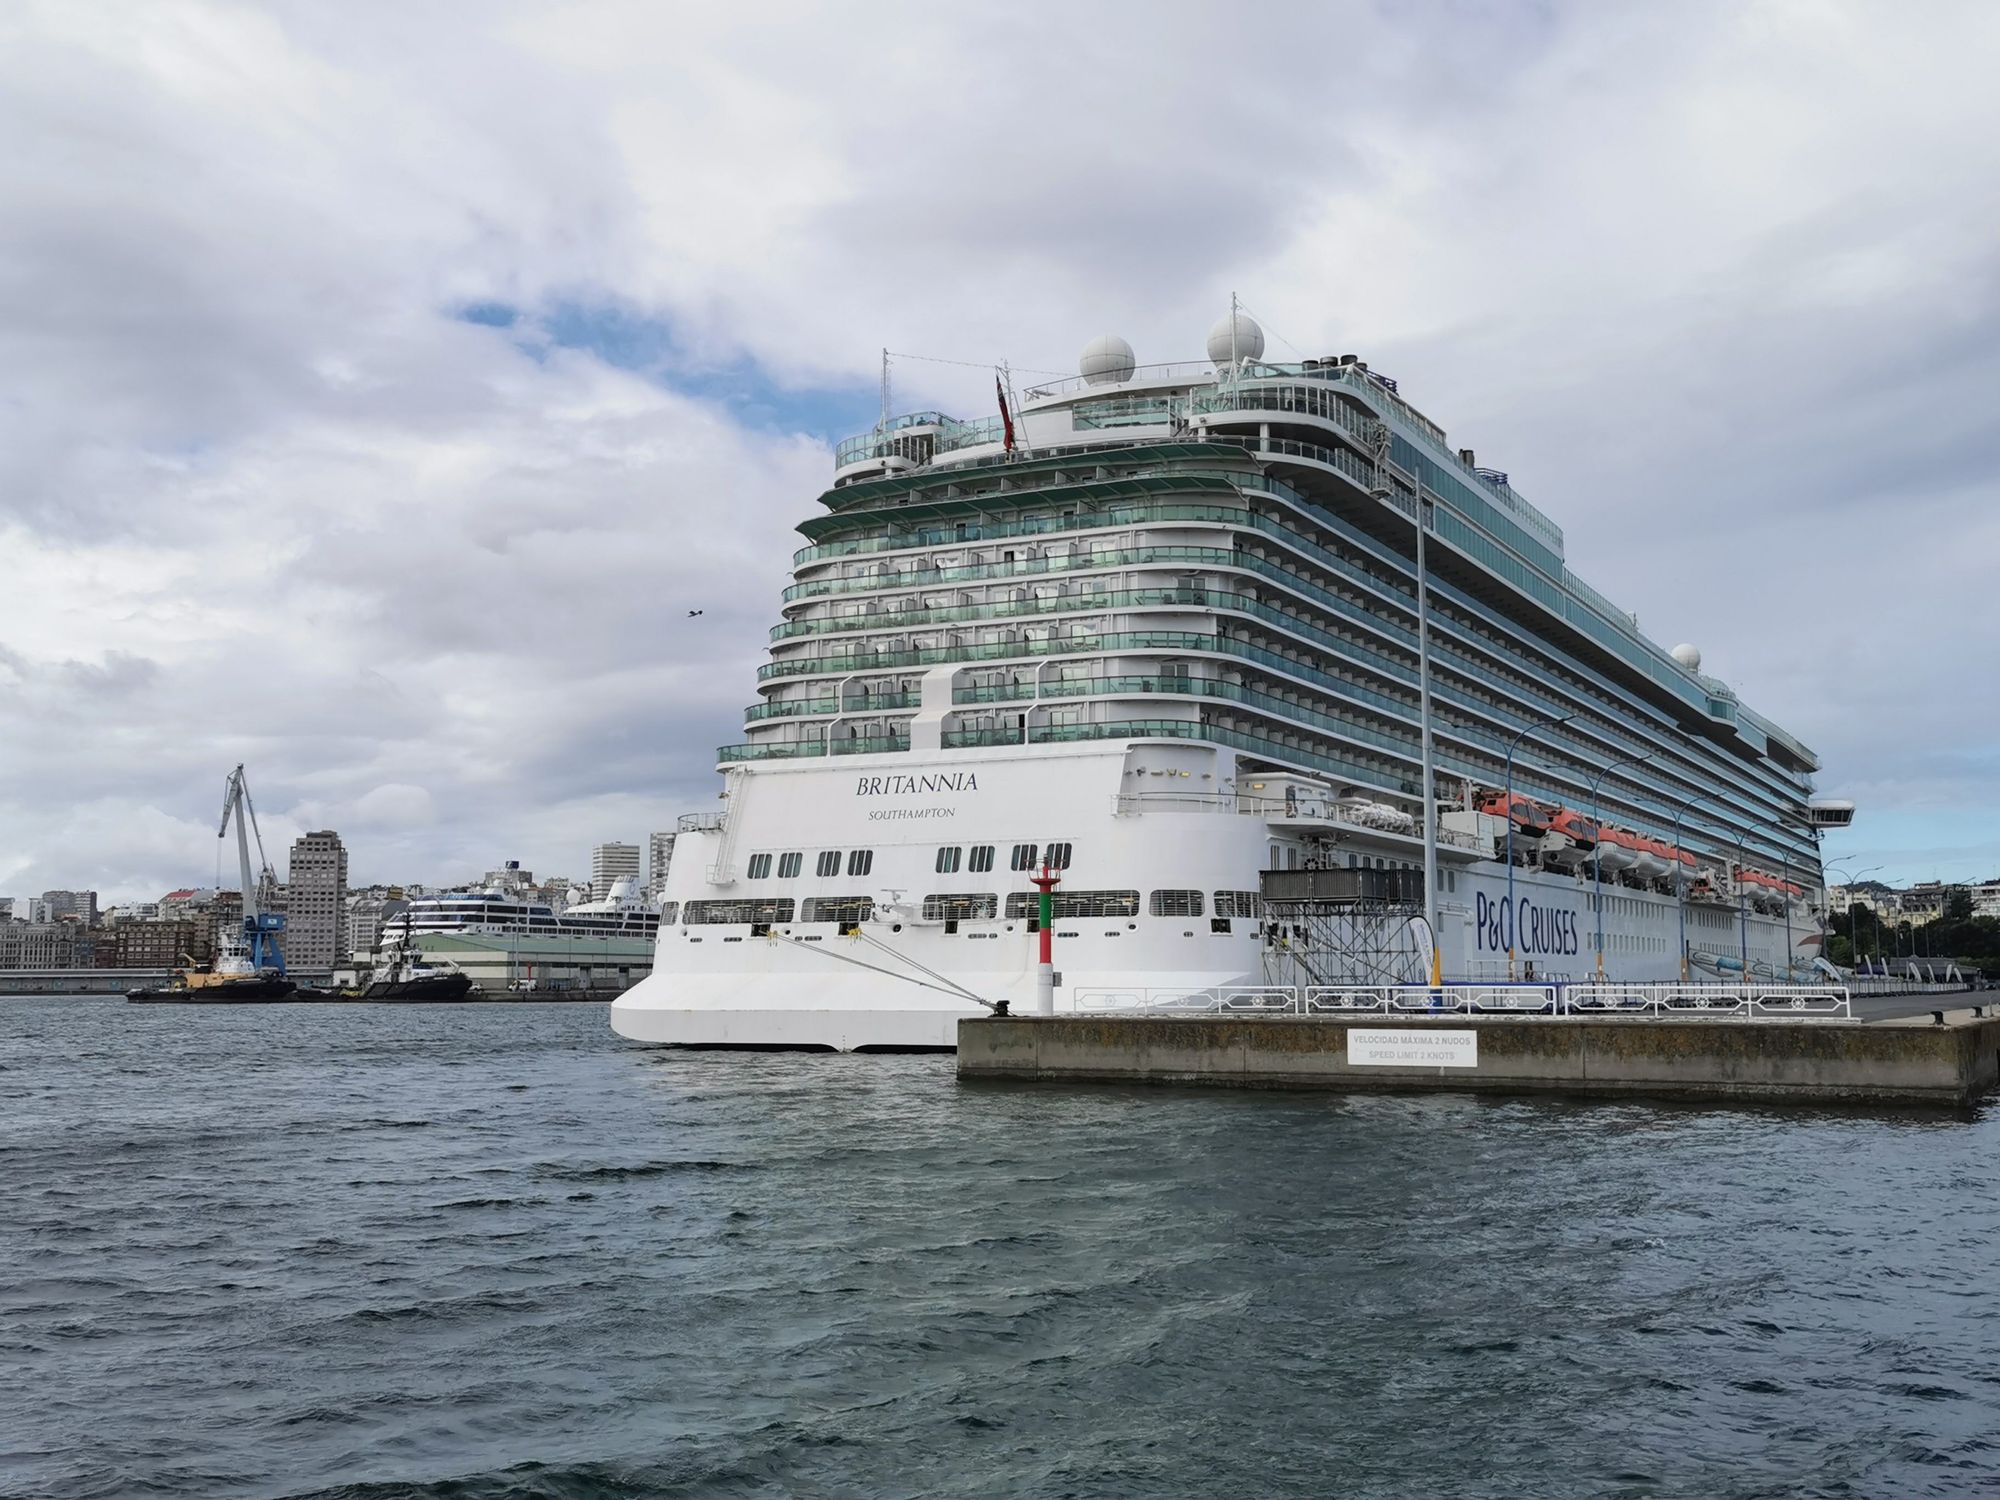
5;3;1999;900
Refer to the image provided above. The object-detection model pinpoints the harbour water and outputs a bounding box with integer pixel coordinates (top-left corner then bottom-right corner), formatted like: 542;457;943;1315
5;997;1999;1498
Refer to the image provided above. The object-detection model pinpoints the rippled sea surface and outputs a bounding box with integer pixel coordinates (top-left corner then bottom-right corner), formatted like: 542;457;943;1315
5;996;2000;1499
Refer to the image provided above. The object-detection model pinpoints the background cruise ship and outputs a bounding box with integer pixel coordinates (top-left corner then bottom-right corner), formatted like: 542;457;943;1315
398;878;659;996
613;312;1853;1049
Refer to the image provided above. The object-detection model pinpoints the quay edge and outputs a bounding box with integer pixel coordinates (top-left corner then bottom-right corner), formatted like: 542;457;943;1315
956;1012;2000;1107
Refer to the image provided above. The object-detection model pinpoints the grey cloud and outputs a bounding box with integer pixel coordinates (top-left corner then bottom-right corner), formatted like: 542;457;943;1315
3;0;1998;898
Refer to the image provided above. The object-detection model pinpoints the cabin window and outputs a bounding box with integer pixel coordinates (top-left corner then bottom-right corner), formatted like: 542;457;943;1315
746;854;773;880
847;849;874;877
778;853;803;879
923;893;998;921
684;898;796;925
816;851;842;878
1010;843;1039;872
1214;891;1263;919
1043;842;1074;870
969;845;995;873
802;896;873;924
1003;890;1141;920
935;846;962;874
1150;890;1204;918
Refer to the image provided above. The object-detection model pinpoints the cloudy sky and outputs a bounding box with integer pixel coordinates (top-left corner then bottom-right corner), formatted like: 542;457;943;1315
4;0;1997;903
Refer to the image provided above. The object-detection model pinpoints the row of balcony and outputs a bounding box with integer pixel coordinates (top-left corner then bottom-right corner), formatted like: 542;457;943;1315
791;453;1815;847
776;511;1809;849
745;625;1810;868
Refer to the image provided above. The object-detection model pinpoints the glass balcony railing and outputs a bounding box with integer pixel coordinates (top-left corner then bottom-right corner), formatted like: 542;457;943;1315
750;620;1797;857
948;675;1420;758
784;482;1810;849
719;733;911;763
758;629;1215;681
793;468;1318;566
833;412;953;468
816;413;1809;776
744;699;836;722
743;691;919;722
789;499;1804;838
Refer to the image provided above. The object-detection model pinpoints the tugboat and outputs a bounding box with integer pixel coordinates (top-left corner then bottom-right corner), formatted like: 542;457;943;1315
129;764;296;1004
126;934;298;1004
298;916;477;1003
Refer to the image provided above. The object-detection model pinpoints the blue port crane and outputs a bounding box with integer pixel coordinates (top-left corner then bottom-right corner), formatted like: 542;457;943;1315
220;763;286;974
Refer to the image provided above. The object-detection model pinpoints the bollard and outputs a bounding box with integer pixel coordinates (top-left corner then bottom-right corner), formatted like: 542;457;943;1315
1931;1010;1946;1027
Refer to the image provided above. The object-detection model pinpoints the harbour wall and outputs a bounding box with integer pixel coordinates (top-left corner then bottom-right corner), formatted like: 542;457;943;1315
957;1012;2000;1106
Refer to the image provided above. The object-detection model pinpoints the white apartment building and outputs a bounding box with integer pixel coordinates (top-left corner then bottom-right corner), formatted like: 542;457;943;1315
647;832;676;902
590;842;641;901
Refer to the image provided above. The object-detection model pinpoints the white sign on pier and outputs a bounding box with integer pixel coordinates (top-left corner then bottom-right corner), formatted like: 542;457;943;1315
1347;1029;1479;1069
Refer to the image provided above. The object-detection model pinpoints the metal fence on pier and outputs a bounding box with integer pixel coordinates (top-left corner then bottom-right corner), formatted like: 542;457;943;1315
1068;982;1858;1023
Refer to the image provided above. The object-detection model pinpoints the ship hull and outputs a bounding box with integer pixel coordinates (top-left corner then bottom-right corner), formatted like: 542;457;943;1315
612;745;1822;1051
127;976;298;1004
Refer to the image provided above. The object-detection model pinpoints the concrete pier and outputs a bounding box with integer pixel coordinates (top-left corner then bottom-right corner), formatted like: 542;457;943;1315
957;1010;2000;1107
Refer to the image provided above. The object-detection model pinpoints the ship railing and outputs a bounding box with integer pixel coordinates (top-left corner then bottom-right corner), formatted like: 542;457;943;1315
1066;982;1856;1022
1106;790;1486;851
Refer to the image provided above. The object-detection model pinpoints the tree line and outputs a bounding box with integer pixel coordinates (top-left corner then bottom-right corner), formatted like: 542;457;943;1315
1824;895;1999;973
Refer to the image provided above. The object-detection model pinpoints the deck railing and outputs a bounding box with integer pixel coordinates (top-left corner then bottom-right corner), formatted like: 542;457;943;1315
1066;983;1858;1022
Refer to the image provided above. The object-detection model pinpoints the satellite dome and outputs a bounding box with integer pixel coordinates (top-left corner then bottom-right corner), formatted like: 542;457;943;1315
1079;333;1136;386
1672;643;1702;671
1206;310;1265;367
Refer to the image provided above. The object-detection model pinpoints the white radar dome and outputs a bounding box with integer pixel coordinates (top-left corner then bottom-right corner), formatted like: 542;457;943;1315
1672;643;1703;671
1206;310;1265;367
1079;333;1136;386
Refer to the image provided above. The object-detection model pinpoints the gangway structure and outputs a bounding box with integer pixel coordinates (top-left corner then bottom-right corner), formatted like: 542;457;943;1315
1260;866;1427;987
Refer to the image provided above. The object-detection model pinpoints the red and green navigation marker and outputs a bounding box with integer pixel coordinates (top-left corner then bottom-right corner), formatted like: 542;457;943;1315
1030;862;1061;1015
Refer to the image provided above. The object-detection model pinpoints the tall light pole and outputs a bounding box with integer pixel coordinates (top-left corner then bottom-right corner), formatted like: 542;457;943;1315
1586;749;1660;982
1371;462;1442;988
1502;709;1582;980
1728;830;1751;981
1669;791;1717;982
1823;862;1881;975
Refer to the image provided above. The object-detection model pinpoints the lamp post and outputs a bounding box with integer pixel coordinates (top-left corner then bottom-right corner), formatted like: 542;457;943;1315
1586;749;1660;983
1502;709;1582;981
1824;862;1881;975
1669;792;1717;982
1729;831;1751;982
1414;491;1440;987
1371;462;1441;988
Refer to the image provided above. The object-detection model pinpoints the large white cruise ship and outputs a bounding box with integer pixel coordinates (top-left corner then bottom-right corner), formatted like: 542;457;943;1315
612;313;1854;1050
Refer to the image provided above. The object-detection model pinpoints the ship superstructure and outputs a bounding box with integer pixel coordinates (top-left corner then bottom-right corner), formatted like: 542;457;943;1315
613;314;1852;1049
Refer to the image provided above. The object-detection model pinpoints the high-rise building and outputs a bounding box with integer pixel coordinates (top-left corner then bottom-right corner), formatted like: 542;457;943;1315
590;842;641;901
39;889;99;926
647;832;676;901
286;831;348;971
0;897;14;921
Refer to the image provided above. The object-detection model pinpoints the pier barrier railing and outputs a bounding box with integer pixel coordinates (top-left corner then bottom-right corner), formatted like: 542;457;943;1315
1067;982;1856;1022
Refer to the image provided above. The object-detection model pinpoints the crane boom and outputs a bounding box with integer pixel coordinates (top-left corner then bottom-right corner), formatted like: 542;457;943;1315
218;763;286;974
